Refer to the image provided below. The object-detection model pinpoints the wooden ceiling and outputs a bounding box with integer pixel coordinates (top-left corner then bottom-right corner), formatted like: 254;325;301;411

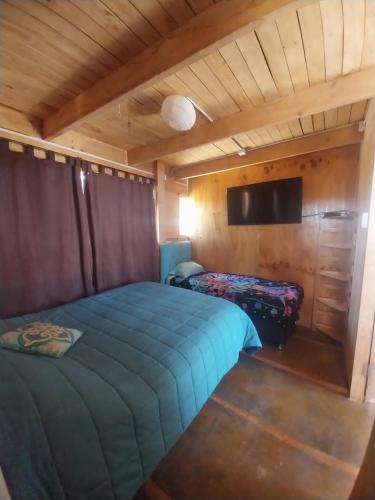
1;0;375;168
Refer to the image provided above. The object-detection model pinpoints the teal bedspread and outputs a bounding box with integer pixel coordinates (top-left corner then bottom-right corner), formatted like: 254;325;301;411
0;282;260;500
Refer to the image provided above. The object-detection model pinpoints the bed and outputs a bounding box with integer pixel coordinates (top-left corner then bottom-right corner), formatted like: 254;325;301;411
0;281;260;500
160;242;303;347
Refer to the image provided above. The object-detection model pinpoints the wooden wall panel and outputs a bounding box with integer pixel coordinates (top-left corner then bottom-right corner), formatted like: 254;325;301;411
155;161;187;242
189;145;359;328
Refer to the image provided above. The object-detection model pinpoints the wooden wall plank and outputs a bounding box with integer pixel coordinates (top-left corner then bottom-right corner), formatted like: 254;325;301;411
277;123;294;140
320;0;344;129
342;0;366;75
219;41;264;106
157;0;195;25
100;0;161;46
276;9;309;91
155;160;188;242
10;0;124;66
175;67;225;117
288;120;304;137
204;51;253;111
0;22;95;93
127;0;178;37
255;21;294;97
320;0;343;80
361;0;375;69
297;2;326;132
237;31;279;101
188;145;360;328
69;0;146;58
350;101;368;123
189;59;240;115
2;2;111;79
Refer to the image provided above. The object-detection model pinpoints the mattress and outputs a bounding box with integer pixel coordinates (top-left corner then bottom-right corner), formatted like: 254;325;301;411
170;272;304;344
0;282;260;500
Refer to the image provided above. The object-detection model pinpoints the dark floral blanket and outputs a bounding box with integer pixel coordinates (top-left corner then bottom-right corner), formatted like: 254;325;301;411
170;272;304;334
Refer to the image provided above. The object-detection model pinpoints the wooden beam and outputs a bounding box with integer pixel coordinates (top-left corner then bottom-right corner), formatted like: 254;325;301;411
347;98;375;401
174;125;363;179
0;105;41;137
42;0;312;139
0;105;153;177
128;68;375;165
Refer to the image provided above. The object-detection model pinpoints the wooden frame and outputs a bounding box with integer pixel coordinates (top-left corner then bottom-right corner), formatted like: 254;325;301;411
0;105;153;178
347;99;375;401
173;125;363;179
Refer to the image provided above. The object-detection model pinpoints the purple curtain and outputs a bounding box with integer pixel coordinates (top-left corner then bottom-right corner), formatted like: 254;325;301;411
0;140;94;318
86;169;159;292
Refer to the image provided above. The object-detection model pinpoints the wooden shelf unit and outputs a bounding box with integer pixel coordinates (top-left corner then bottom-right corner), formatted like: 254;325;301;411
312;212;356;344
319;270;349;282
319;243;353;250
316;297;348;313
314;323;345;343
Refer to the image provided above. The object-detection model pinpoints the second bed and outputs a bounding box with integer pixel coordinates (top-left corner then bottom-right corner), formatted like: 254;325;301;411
161;241;304;347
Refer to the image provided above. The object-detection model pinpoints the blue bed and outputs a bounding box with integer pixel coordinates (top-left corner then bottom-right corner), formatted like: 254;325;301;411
0;282;260;500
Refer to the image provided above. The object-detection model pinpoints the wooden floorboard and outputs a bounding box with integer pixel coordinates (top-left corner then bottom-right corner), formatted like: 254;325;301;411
135;331;375;500
254;327;348;394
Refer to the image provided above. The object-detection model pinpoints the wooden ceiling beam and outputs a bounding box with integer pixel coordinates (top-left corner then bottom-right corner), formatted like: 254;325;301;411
42;0;313;140
0;105;153;176
127;68;375;165
173;124;363;179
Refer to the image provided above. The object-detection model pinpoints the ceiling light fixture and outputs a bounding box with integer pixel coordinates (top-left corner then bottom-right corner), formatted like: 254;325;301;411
161;95;196;131
161;95;248;157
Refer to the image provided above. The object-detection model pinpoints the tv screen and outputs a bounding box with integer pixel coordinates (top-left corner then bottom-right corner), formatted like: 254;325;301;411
227;177;302;225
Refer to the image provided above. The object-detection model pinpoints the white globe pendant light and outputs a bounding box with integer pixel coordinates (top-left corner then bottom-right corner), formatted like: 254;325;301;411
161;95;196;131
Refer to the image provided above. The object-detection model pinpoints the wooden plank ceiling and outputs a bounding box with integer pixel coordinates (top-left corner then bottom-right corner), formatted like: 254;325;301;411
1;0;374;167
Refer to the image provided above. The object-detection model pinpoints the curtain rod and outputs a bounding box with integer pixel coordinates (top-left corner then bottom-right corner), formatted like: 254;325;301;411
0;128;154;179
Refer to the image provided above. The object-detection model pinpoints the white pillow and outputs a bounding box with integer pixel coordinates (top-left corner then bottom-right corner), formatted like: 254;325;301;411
171;261;205;281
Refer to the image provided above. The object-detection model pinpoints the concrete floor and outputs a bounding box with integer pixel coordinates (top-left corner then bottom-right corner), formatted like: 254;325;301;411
255;326;348;395
135;330;375;500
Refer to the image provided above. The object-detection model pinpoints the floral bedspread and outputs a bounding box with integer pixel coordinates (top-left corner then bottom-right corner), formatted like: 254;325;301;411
170;272;304;332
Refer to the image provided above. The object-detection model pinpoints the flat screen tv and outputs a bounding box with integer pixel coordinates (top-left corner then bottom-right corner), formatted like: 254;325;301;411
227;177;302;225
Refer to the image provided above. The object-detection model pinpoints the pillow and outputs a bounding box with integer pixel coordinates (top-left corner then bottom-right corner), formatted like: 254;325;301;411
171;261;205;281
0;322;83;358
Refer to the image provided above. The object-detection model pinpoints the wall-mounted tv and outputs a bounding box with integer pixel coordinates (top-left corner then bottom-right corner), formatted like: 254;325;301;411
227;177;302;226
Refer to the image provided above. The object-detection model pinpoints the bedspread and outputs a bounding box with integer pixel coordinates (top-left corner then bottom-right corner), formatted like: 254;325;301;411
0;282;260;500
171;272;304;334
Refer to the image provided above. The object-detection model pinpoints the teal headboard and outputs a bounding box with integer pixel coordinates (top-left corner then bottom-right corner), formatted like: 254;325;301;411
160;241;192;284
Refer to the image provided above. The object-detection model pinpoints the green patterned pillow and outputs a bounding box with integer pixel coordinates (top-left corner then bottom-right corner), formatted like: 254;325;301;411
0;322;83;358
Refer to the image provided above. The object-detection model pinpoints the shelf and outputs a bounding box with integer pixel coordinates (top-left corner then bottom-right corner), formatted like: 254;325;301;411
322;228;350;233
319;270;349;282
316;297;348;313
319;243;352;250
314;323;343;343
321;211;355;220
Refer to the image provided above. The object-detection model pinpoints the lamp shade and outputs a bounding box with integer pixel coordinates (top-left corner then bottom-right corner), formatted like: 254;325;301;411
161;95;196;131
